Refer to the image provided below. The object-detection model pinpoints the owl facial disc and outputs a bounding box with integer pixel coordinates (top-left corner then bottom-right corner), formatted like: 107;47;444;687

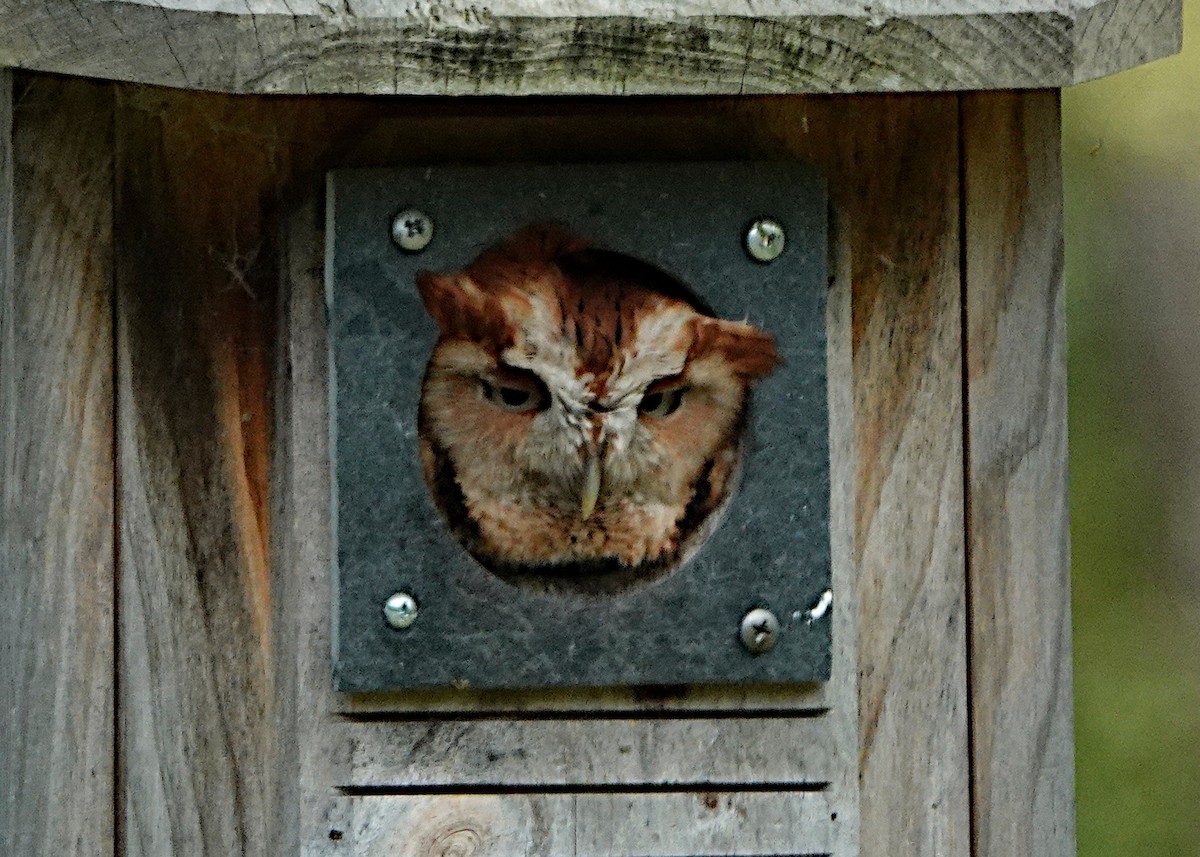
415;224;779;582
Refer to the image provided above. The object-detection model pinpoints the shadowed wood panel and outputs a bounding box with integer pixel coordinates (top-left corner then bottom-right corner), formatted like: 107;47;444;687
344;717;835;788
0;74;116;857
343;791;839;856
0;0;1181;95
963;90;1076;857
115;90;280;857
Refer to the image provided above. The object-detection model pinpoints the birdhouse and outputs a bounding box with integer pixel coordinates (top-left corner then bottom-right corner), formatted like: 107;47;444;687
0;2;1179;855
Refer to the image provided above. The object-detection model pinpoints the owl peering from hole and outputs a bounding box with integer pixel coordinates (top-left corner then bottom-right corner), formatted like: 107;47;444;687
415;225;780;576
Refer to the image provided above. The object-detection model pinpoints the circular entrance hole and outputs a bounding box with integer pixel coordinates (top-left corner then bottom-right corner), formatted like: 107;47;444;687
413;225;778;596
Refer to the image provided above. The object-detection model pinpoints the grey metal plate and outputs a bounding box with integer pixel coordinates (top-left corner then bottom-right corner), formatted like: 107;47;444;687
328;163;830;691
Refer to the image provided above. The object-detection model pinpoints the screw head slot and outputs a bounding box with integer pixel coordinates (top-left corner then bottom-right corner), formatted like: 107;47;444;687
745;218;786;263
383;592;419;629
391;209;435;253
739;607;780;654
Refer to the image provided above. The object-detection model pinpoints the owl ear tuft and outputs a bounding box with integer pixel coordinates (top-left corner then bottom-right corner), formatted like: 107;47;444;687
690;317;781;381
416;271;508;343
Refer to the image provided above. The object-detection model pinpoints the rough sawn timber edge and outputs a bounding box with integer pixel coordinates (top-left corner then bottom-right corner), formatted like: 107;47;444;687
0;0;1181;96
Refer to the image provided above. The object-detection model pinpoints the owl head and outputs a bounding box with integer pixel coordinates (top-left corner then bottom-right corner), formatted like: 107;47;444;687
416;225;779;584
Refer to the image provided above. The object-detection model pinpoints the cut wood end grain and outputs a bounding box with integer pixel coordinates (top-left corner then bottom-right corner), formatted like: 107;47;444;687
0;0;1181;95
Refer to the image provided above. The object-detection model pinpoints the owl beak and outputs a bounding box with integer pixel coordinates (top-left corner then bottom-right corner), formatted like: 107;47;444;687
580;447;602;520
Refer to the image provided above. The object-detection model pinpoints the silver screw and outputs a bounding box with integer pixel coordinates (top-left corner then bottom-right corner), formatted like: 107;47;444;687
745;218;786;263
383;592;418;629
739;607;780;654
390;209;434;253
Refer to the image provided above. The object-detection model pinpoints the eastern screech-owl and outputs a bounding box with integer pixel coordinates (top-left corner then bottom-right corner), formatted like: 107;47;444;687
416;225;779;580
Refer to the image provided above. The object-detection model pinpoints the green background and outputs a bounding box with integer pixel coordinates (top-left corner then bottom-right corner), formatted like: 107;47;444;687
1065;4;1200;852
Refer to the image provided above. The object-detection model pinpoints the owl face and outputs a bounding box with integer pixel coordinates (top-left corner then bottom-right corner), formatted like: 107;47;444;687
416;225;779;577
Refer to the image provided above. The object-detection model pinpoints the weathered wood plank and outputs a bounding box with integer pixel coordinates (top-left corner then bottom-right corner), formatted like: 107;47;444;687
574;791;839;856
0;0;1181;96
0;74;116;857
963;90;1076;857
343;791;840;856
843;97;971;857
749;94;973;857
821;162;860;857
115;89;278;857
277;196;354;857
0;64;13;857
345;717;835;788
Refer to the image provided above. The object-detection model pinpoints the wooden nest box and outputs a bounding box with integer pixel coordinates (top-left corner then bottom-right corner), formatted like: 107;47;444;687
1;2;1179;856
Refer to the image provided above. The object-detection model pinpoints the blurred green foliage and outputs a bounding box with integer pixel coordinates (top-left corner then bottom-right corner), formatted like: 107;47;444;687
1064;2;1200;852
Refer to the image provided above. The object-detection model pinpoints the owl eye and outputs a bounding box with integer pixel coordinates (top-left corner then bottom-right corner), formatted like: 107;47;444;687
478;373;548;414
638;386;686;419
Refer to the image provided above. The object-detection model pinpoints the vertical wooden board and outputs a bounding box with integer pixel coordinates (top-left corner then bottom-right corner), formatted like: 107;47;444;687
843;97;971;857
963;90;1076;857
853;100;970;857
822;182;860;857
115;89;279;857
277;197;356;856
0;75;116;857
753;94;973;857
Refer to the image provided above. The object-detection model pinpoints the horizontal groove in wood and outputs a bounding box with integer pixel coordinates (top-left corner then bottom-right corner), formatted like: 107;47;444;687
344;717;837;788
339;783;831;796
339;706;830;722
338;682;832;715
342;792;842;856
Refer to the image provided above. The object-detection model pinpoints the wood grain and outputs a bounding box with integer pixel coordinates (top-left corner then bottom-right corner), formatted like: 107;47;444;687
0;79;9;790
344;717;835;788
723;94;973;857
963;90;1076;857
343;791;839;856
0;0;1180;96
814;95;972;857
0;68;1077;857
0;75;116;857
115;88;280;857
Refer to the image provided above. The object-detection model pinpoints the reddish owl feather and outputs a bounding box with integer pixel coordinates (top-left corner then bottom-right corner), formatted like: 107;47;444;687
416;225;779;579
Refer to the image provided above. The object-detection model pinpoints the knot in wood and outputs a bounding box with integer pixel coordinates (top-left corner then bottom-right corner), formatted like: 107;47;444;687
428;826;483;857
